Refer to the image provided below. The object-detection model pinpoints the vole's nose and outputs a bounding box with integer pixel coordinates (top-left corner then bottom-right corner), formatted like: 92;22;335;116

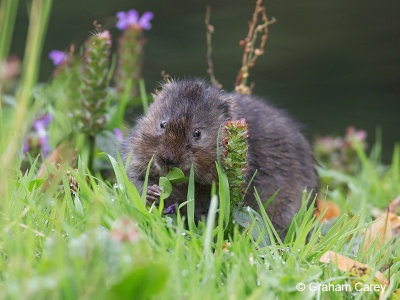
160;154;177;167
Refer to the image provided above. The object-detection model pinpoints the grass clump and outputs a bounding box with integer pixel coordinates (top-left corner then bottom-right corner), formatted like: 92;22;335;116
0;150;399;299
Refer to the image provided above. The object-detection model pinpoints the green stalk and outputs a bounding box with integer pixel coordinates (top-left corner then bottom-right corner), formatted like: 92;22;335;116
88;134;96;175
0;0;53;198
139;78;148;113
0;0;19;58
115;78;132;128
0;0;19;134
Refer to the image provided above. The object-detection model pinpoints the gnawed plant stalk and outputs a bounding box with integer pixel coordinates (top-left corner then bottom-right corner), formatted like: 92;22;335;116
221;118;249;207
80;29;112;171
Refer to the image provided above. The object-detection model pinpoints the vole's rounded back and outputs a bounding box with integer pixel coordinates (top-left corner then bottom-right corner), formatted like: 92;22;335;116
121;79;318;234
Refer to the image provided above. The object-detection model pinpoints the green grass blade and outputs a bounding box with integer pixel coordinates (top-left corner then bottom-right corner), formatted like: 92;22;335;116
187;164;197;233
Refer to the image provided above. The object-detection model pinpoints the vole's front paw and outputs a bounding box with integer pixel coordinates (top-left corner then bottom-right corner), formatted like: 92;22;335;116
146;184;161;206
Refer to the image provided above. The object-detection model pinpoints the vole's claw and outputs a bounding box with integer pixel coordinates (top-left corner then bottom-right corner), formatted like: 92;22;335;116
146;184;161;205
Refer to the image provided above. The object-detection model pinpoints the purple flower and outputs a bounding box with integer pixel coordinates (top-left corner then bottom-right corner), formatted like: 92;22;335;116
114;128;123;142
116;9;154;31
163;204;176;214
23;138;29;153
33;114;52;157
49;50;66;66
33;114;52;130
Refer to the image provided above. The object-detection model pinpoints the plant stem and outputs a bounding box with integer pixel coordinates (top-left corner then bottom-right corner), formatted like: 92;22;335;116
0;0;19;139
0;0;53;198
139;78;148;113
205;5;222;89
0;0;19;95
115;78;132;128
88;133;96;174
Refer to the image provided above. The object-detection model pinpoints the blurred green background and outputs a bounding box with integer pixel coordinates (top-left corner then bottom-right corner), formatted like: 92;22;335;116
9;0;400;161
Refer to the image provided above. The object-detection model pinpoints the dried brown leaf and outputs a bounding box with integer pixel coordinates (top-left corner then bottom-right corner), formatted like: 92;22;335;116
319;251;389;286
387;212;400;230
37;142;77;191
363;211;392;253
315;199;341;222
389;195;400;214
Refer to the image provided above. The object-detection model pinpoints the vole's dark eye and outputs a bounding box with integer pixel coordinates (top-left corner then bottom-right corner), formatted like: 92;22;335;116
160;121;167;129
193;128;201;138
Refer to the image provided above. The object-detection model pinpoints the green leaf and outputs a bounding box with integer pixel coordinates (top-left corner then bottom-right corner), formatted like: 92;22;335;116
107;154;145;212
187;164;197;233
232;206;271;247
141;156;154;205
216;163;231;242
204;195;218;256
73;195;84;217
107;261;169;300
107;154;126;192
159;176;172;199
302;265;323;282
95;130;119;155
166;167;188;183
28;178;45;191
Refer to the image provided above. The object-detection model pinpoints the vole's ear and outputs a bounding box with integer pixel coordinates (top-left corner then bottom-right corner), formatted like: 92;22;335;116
154;77;176;97
219;95;235;119
186;81;204;100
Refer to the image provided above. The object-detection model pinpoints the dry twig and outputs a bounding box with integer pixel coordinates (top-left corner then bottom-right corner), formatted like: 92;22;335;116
205;6;222;89
235;0;276;94
161;70;171;82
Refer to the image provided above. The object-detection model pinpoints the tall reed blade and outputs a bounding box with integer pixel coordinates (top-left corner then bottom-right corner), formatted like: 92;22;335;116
0;0;53;198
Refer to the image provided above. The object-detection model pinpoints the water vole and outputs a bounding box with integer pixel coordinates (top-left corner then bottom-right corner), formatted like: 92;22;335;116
121;79;318;234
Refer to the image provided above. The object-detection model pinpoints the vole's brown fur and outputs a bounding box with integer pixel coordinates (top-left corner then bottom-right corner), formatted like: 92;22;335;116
121;79;318;234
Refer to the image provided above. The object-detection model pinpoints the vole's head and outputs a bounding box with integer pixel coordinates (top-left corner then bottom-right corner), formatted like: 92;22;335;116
126;79;234;184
